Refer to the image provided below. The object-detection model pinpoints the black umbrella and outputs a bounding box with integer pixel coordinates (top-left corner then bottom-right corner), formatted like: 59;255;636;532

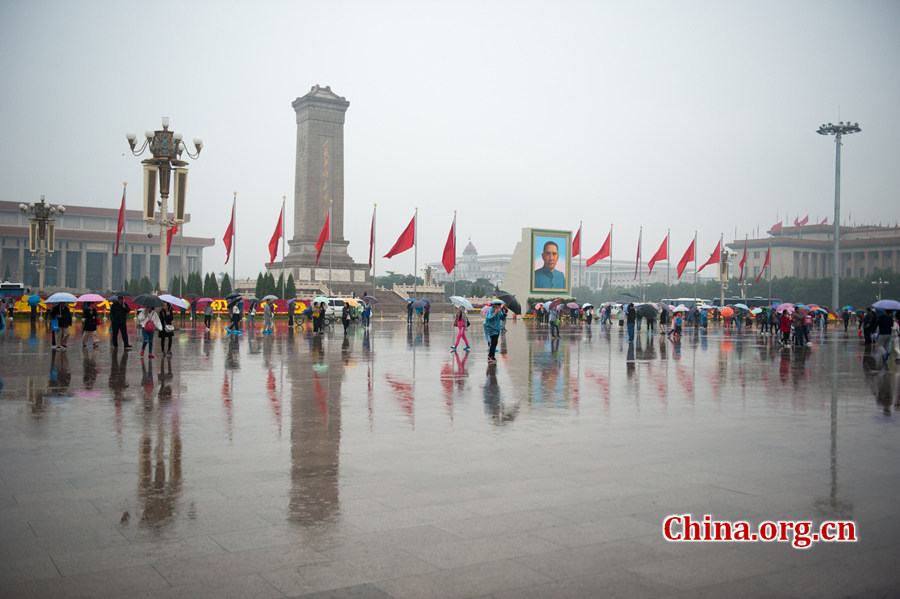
112;290;133;297
635;303;658;319
224;292;241;301
621;291;640;299
495;289;521;315
183;293;200;299
133;294;164;308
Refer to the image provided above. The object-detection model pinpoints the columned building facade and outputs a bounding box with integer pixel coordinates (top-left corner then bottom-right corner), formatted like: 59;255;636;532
0;200;214;293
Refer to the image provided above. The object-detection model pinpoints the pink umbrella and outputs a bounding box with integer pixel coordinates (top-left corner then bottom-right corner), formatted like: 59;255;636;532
775;303;794;313
196;297;214;303
76;293;106;303
566;302;580;309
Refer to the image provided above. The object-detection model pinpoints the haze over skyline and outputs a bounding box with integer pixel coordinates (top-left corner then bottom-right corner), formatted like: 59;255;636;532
2;1;898;282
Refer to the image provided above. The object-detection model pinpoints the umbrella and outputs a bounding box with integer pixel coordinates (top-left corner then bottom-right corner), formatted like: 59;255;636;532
364;295;378;305
734;303;750;311
566;302;580;309
224;292;241;301
344;298;360;307
112;290;133;297
27;294;43;306
635;304;658;319
872;299;900;311
548;299;563;310
621;291;639;299
775;303;794;314
183;293;200;299
313;296;328;304
699;304;714;310
133;294;164;308
196;297;214;303
480;304;492;316
158;294;189;309
842;305;853;311
720;307;734;318
449;296;474;310
495;290;521;314
582;303;593;309
262;295;279;301
814;307;828;313
751;308;763;314
534;302;544;309
76;293;106;303
44;292;78;304
412;299;427;310
406;298;415;303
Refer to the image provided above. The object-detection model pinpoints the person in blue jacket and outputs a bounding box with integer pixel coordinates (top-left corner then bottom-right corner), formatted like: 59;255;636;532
483;300;507;364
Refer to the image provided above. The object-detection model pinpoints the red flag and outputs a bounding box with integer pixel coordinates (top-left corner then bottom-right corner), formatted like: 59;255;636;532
676;239;694;279
738;240;747;282
572;225;581;257
586;229;611;267
315;211;330;265
384;214;416;259
755;244;770;284
166;224;178;256
697;239;721;273
770;221;782;232
647;235;667;275
114;186;125;257
223;201;235;264
268;206;283;265
368;207;376;269
633;229;642;280
441;215;456;274
793;215;809;226
820;216;828;225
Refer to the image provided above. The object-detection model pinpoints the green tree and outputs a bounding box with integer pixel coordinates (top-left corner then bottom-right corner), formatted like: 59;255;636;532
255;272;265;299
285;274;297;299
187;271;203;295
220;273;232;296
203;272;219;298
275;273;284;298
139;276;153;294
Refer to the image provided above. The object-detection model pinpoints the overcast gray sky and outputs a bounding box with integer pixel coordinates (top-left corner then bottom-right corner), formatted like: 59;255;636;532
2;0;898;281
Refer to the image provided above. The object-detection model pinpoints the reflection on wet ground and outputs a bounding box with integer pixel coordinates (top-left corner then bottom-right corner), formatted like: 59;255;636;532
1;318;899;597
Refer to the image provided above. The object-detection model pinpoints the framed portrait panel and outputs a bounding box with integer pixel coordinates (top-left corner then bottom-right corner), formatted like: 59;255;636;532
530;229;571;294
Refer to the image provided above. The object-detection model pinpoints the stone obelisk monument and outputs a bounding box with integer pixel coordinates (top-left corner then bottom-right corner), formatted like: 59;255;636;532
279;85;369;293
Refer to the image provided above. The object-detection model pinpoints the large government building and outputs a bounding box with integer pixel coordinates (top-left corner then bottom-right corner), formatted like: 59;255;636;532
726;223;900;281
0;200;214;293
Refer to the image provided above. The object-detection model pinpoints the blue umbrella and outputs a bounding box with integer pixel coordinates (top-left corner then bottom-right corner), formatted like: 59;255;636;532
872;299;900;311
45;292;78;304
27;294;42;306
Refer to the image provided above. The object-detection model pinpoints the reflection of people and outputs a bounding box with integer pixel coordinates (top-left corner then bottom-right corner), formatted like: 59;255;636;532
534;240;566;289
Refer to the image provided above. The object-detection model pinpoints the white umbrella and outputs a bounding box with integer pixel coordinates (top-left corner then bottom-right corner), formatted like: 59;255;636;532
672;305;689;313
582;302;593;309
158;294;189;310
449;296;474;310
44;292;78;304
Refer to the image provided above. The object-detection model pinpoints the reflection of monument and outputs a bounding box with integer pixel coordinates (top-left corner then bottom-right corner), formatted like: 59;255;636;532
275;85;369;293
288;335;342;525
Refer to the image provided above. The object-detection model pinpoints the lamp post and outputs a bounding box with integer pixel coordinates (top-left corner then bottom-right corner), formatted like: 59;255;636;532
817;121;860;313
126;117;202;293
872;277;888;301
19;195;65;293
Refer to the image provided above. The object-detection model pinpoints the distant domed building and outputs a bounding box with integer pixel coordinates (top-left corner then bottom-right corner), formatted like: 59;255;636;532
427;238;510;286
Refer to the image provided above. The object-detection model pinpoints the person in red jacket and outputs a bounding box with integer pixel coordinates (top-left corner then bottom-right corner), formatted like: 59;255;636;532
779;311;791;345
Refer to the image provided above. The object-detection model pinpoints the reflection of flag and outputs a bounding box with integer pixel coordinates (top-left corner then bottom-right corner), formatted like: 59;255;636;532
738;240;747;282
384;213;416;259
697;239;721;273
166;224;178;255
677;239;694;280
633;228;642;280
223;198;235;264
268;204;283;265
647;235;667;275
114;185;125;257
586;228;611;267
573;224;581;257
315;210;329;265
769;221;782;233
755;244;770;284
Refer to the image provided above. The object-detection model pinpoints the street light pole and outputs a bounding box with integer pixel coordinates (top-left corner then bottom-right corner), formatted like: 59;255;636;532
817;121;860;312
126;117;202;294
872;277;888;301
19;195;65;293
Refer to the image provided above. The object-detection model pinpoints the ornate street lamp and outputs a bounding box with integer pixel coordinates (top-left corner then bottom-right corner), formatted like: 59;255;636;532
19;195;65;293
126;117;202;293
817;121;860;313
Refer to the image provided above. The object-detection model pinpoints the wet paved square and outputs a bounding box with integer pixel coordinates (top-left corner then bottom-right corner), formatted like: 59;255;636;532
1;316;899;598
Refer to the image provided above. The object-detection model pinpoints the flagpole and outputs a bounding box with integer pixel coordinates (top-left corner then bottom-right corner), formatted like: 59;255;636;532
718;232;725;308
666;228;670;304
638;226;643;301
372;203;377;293
413;207;418;296
453;211;457;298
232;192;237;286
693;230;698;303
179;223;184;296
328;199;333;293
281;196;286;299
579;220;583;289
608;224;613;304
768;243;772;302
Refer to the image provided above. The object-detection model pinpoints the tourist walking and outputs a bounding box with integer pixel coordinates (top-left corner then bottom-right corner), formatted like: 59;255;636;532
407;301;413;324
779;311;792;345
361;302;371;327
49;301;72;351
262;300;274;334
483;300;506;363
137;307;162;358
158;303;175;355
875;310;894;366
341;301;351;335
81;301;99;348
451;306;470;352
626;303;636;343
226;298;242;333
549;303;561;338
203;302;213;330
109;295;131;349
